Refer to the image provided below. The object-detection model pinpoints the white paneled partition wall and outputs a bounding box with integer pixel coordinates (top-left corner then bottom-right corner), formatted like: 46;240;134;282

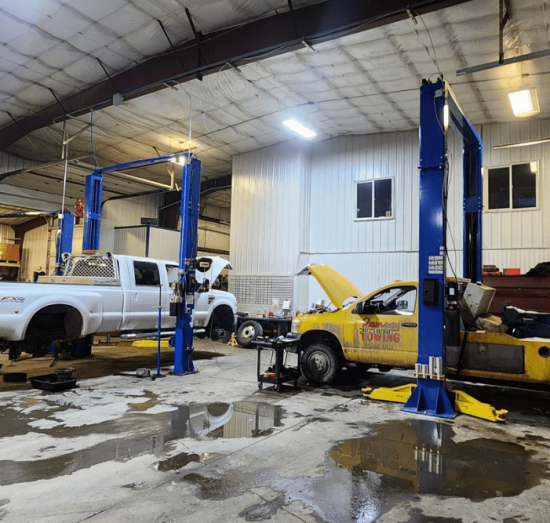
231;119;550;314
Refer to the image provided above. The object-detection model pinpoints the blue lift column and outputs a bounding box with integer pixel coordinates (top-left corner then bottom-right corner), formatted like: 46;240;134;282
403;80;456;418
364;81;505;422
83;172;103;251
55;211;75;275
173;155;201;375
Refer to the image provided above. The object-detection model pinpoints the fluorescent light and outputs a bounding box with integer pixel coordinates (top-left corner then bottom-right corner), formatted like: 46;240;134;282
508;88;540;118
283;119;317;139
494;137;550;149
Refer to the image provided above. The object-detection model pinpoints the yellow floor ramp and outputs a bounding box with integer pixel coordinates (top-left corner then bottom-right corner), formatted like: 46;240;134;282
131;339;171;348
362;384;508;423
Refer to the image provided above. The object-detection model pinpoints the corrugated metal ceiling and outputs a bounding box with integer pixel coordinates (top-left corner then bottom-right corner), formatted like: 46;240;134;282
1;0;550;220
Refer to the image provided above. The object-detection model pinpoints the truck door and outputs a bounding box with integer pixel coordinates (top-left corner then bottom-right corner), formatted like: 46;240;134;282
126;260;166;330
342;284;418;367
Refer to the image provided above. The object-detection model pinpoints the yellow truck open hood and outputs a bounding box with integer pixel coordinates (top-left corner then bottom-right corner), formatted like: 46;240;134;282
297;264;362;309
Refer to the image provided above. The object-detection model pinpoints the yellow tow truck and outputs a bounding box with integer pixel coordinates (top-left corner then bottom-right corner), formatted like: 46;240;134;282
291;264;550;386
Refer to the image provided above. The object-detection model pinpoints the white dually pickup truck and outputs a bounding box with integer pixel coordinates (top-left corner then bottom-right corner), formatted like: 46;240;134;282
0;253;237;357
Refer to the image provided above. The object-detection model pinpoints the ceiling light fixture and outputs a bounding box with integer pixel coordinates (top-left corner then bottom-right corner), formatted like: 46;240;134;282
493;137;550;149
283;119;317;139
508;88;540;118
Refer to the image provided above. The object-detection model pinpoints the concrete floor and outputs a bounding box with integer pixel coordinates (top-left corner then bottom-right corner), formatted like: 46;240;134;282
1;338;550;523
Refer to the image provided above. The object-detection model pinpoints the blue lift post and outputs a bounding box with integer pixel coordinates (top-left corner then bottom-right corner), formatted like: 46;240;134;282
82;172;103;252
172;155;201;375
361;81;504;420
81;154;201;375
83;155;182;252
402;79;483;418
55;211;75;275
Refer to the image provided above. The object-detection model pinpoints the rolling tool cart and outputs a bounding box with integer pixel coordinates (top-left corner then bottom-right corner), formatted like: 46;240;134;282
254;337;301;392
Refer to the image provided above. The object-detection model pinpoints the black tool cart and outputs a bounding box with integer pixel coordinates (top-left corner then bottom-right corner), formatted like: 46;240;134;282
253;336;301;392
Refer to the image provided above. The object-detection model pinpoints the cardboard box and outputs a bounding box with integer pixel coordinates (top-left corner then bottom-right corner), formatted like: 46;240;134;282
0;243;19;262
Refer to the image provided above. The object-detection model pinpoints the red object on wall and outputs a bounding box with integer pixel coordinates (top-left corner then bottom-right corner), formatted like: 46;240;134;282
75;198;84;218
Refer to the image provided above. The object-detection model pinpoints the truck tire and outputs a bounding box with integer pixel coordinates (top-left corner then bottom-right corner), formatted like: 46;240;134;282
208;305;235;341
302;342;341;384
236;320;263;348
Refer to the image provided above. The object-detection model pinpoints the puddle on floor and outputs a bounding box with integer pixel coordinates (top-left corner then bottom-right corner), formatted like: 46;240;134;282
0;400;284;485
330;419;550;503
180;419;550;523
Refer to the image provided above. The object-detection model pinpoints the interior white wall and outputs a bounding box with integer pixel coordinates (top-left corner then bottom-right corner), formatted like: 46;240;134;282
231;119;550;313
99;194;163;254
481;119;550;272
230;140;310;314
20;223;49;281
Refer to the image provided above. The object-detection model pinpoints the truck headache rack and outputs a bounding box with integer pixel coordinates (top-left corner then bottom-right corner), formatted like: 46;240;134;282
64;255;117;279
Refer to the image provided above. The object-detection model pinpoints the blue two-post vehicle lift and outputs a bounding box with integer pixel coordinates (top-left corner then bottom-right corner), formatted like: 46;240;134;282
79;153;201;375
365;79;506;422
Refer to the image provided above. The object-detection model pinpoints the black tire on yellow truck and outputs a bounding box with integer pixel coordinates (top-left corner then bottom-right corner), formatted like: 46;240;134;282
302;342;342;384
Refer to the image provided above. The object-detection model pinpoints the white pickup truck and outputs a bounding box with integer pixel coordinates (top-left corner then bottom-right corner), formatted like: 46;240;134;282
0;253;237;357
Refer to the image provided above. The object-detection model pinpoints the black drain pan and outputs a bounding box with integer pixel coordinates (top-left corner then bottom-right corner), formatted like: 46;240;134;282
30;374;77;392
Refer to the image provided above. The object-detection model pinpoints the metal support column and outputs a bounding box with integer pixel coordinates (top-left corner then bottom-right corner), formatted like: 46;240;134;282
55;211;75;275
403;80;455;418
83;172;103;251
362;80;496;421
173;156;201;375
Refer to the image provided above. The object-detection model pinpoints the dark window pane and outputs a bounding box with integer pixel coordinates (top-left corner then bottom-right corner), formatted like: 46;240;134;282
357;182;372;218
134;261;160;286
374;179;392;218
488;167;510;209
512;163;537;208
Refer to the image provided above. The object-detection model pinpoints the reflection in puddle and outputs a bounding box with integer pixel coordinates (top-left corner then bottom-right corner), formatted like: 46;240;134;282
173;401;283;439
0;401;283;485
331;419;550;507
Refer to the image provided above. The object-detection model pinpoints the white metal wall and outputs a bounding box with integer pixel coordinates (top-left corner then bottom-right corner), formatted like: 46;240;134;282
113;226;180;261
306;132;420;294
230;141;310;313
233;121;550;313
0;225;15;243
20;223;49;282
198;219;230;255
481;119;550;273
99;194;163;254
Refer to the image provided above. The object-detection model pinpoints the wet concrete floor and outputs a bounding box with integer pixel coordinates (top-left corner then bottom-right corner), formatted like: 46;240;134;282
1;339;550;522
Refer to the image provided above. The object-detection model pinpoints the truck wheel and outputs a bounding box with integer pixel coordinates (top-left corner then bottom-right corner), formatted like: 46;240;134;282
302;342;341;384
209;306;234;342
236;320;263;348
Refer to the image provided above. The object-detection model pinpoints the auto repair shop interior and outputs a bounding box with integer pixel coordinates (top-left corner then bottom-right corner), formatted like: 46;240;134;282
1;1;550;522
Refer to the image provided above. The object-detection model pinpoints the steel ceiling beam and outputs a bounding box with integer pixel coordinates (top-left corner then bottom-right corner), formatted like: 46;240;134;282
0;0;472;151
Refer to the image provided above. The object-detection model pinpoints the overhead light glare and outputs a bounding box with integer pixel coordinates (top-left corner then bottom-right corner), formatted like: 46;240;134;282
283;119;317;139
508;88;540;118
494;137;550;149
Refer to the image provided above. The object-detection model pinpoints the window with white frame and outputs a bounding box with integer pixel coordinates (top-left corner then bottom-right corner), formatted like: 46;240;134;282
487;161;538;210
356;178;392;220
